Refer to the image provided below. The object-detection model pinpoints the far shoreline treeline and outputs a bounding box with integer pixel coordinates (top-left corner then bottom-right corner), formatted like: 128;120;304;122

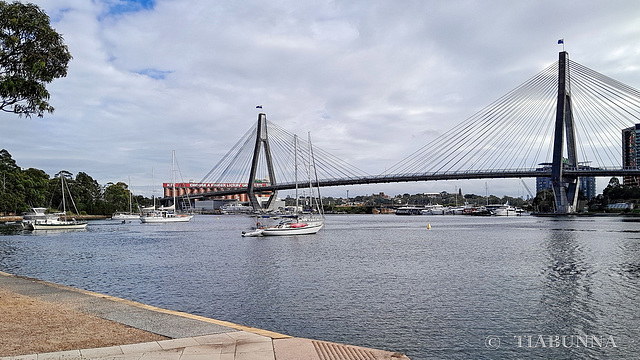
0;149;152;216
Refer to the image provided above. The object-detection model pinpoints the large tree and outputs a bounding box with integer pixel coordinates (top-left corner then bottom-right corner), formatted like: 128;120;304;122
0;1;71;117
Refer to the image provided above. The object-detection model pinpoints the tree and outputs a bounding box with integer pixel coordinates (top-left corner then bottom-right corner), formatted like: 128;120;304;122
532;189;555;213
21;167;49;209
71;172;101;214
0;148;21;214
608;177;620;188
0;1;72;117
103;182;129;213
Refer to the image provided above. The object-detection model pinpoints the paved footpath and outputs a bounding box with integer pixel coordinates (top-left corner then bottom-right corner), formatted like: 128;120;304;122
0;272;410;360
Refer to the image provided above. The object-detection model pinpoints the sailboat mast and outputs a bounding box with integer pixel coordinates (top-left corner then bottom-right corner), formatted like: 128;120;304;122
61;174;66;220
307;133;313;210
172;150;176;211
294;135;298;212
128;176;132;214
152;167;156;210
307;132;323;215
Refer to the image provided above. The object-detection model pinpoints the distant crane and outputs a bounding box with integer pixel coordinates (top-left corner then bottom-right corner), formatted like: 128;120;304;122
520;178;535;199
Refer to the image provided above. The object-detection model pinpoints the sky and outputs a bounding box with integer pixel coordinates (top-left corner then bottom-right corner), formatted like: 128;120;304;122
2;0;640;199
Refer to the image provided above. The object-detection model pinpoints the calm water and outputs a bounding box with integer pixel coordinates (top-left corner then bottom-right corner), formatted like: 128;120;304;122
1;214;640;359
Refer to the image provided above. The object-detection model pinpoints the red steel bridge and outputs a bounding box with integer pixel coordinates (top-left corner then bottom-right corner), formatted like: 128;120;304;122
164;52;640;214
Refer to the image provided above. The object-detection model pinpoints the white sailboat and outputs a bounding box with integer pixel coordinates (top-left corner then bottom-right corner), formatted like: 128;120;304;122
27;173;88;230
112;177;140;221
260;133;324;236
140;151;194;223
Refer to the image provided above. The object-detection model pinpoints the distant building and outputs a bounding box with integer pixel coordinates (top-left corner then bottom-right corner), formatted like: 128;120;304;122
536;162;597;200
373;192;390;199
622;124;640;186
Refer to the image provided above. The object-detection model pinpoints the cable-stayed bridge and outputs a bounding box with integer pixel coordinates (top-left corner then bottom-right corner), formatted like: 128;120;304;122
170;51;640;214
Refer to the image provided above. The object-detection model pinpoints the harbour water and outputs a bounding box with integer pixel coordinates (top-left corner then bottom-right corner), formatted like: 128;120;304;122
1;214;639;359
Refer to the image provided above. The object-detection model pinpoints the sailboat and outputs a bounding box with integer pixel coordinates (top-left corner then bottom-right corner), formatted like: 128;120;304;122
140;151;194;223
27;172;88;230
111;177;140;221
260;133;324;236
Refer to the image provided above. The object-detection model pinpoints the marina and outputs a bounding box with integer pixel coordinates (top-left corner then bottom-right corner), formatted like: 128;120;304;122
1;214;639;359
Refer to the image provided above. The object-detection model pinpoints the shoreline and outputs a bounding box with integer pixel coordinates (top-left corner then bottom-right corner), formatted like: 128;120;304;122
0;271;410;359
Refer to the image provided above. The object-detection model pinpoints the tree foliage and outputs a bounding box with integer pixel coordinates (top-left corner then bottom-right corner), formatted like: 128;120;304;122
0;1;72;117
532;189;555;213
0;149;149;216
103;182;131;213
601;177;640;204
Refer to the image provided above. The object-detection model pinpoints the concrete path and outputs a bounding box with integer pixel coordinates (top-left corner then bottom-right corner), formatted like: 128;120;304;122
0;272;410;360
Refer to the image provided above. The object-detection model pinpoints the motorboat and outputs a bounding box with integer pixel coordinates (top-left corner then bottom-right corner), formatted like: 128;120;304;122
22;207;48;228
487;203;517;216
423;204;448;215
221;203;254;214
395;206;423;215
139;208;193;223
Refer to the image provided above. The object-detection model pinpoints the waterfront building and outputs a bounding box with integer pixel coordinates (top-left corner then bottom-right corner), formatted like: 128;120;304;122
536;162;597;200
163;180;272;202
622;124;640;186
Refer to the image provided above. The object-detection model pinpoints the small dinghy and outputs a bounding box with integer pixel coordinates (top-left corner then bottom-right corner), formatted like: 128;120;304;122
241;229;264;237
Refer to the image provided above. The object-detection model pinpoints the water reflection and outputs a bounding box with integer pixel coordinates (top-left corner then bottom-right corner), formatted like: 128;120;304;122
538;225;600;358
617;237;640;280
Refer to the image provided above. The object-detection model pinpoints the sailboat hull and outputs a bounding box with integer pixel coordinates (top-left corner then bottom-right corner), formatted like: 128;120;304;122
261;221;324;236
29;221;88;230
139;214;193;223
112;213;140;221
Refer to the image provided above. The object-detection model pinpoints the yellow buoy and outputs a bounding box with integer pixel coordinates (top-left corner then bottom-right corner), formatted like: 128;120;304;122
427;223;431;229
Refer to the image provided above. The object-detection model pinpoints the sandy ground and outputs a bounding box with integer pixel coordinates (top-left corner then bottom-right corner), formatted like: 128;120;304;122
0;288;169;357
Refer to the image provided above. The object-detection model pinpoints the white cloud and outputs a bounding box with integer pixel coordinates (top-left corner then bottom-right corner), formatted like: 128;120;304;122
2;0;640;197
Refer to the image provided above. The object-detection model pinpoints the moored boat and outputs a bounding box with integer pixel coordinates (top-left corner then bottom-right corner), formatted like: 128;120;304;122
241;229;264;237
25;173;88;230
111;177;140;221
140;151;194;223
261;217;324;236
487;203;517;216
395;206;423;215
139;208;194;223
423;204;448;215
22;207;48;228
29;213;88;230
112;212;141;221
245;132;324;236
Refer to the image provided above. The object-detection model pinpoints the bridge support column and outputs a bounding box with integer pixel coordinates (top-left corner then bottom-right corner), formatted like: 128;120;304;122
551;51;579;214
247;113;278;211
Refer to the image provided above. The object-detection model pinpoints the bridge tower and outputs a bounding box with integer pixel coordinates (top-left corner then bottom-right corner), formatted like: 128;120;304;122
551;51;579;214
247;113;278;211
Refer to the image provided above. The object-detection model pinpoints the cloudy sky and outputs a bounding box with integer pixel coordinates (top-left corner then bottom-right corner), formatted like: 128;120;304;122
2;0;640;198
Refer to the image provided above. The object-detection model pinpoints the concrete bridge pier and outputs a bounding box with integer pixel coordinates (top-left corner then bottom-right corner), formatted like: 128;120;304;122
551;51;580;214
247;113;278;211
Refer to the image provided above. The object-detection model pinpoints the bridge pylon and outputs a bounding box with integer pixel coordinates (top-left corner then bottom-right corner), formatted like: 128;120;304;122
551;51;579;214
247;113;278;211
